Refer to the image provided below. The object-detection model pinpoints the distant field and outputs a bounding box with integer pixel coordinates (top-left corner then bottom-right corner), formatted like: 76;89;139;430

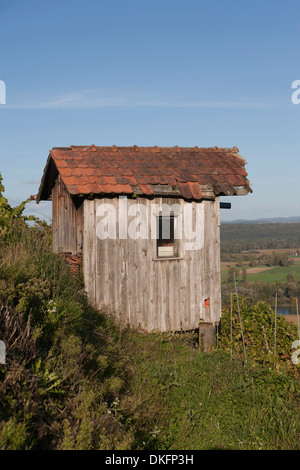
221;257;300;283
255;248;299;255
220;222;300;285
247;259;300;282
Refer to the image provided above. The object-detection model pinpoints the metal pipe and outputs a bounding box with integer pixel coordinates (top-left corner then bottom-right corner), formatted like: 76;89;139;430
234;273;247;365
274;293;278;356
220;202;231;209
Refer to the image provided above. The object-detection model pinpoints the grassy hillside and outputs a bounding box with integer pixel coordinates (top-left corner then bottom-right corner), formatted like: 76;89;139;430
0;178;299;450
0;227;299;450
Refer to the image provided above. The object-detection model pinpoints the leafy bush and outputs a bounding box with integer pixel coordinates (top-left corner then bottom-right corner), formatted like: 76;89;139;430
219;296;299;370
0;175;136;449
0;173;38;242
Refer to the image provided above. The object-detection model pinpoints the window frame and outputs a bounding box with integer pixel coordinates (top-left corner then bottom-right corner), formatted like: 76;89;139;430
154;211;182;260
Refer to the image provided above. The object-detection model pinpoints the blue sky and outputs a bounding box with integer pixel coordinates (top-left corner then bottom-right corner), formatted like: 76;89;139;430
0;0;299;222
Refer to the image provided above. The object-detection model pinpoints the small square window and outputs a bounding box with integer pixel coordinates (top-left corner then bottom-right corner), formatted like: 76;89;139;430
157;215;175;257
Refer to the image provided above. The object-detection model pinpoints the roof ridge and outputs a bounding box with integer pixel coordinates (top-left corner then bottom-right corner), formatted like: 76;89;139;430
51;145;240;152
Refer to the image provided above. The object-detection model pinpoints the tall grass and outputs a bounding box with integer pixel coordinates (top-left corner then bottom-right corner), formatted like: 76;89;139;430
0;223;136;449
121;332;299;450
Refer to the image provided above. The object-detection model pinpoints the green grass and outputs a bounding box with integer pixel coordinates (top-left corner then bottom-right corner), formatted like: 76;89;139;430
221;258;300;284
248;261;300;283
124;331;300;450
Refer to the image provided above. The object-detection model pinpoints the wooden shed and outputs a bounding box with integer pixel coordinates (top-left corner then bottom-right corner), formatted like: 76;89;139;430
37;145;252;332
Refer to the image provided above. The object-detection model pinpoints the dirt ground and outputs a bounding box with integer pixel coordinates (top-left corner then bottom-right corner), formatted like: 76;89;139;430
284;315;299;325
246;266;274;274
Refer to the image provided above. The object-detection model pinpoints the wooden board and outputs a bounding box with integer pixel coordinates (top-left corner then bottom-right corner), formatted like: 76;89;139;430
51;176;83;255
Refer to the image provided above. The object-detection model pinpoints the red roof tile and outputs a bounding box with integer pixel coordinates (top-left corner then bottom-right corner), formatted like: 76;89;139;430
138;184;154;196
187;181;203;200
37;145;252;202
177;182;193;199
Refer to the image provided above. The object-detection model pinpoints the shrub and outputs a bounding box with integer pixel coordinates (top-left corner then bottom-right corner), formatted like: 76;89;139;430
219;296;299;370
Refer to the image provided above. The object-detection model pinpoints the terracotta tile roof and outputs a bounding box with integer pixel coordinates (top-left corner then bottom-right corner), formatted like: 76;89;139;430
37;145;252;202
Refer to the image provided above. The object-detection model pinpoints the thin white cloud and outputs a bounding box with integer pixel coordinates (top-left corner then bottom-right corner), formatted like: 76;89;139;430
23;202;52;223
2;89;283;110
20;179;41;185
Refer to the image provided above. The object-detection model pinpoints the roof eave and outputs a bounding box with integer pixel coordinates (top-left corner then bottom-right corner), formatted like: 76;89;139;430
36;154;58;203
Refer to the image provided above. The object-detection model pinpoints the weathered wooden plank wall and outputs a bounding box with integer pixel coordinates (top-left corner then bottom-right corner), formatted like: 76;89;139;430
83;196;221;331
52;176;84;254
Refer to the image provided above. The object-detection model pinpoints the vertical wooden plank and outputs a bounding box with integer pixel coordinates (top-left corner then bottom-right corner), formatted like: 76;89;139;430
213;196;221;324
83;199;96;306
76;201;84;253
51;180;59;253
137;197;150;329
52;177;84;255
203;199;211;323
95;199;103;309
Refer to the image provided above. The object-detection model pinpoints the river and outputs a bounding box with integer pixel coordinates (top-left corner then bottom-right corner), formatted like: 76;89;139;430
277;306;294;316
275;306;300;326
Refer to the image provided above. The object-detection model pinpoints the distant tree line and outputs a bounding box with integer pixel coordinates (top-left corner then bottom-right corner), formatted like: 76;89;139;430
222;252;294;267
221;223;300;254
264;252;293;267
223;269;300;305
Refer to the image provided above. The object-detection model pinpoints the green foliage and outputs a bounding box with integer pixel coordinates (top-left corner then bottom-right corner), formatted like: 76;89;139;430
0;173;38;241
122;332;300;450
0;182;135;449
227;266;240;283
264;252;293;267
0;418;28;450
219;296;299;369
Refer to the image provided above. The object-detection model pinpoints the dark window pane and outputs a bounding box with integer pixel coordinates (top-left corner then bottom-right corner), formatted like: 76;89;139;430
157;215;175;257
